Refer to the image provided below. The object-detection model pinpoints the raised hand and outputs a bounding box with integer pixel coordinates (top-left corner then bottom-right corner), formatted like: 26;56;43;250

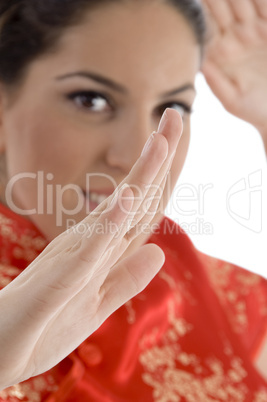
202;0;267;136
0;109;183;390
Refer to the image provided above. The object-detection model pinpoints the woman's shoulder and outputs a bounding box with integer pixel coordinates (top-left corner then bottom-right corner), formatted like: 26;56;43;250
156;216;266;313
197;250;267;360
196;249;267;296
152;216;267;359
196;250;267;315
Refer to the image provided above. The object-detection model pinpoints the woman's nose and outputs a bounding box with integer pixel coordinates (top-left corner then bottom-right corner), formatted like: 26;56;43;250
105;117;154;173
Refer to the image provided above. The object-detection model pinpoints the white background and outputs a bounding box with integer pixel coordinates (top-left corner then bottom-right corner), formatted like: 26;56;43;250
166;73;267;278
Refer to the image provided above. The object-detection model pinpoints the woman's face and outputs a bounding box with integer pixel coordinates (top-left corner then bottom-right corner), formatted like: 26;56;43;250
0;1;200;241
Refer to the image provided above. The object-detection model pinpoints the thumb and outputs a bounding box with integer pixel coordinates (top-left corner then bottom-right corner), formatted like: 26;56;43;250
98;243;165;323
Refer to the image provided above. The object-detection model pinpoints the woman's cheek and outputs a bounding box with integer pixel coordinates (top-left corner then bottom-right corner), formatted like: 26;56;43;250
22;121;77;180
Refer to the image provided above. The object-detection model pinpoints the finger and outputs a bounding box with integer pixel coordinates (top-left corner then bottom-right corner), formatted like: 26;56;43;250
156;108;183;156
227;0;257;22
125;175;169;243
124;153;174;243
135;110;182;210
81;132;169;238
122;108;182;191
123;109;182;225
88;109;180;240
103;172;168;257
202;0;234;31
135;143;177;222
253;0;267;19
45;130;168;257
98;243;165;323
4;187;136;350
31;243;166;372
83;115;170;219
104;146;175;257
85;158;171;280
45;109;180;260
88;166;171;273
68;109;180;232
12;185;134;297
70;185;135;267
107;109;181;221
201;61;238;111
31;197;112;263
108;112;182;245
79;108;178;221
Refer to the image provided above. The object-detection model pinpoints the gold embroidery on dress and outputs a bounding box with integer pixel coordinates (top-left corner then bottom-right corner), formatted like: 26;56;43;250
159;269;197;307
0;212;47;264
0;375;58;402
0;215;58;401
253;389;267;402
162;246;180;262
0;264;21;288
0;211;47;289
125;300;136;324
139;300;267;401
159;270;177;290
198;253;267;334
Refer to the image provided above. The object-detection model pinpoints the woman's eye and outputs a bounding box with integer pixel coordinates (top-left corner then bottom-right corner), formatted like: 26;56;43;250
157;102;193;118
67;91;112;113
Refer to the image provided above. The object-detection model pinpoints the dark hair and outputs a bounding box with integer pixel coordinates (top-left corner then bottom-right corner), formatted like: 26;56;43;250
0;0;206;86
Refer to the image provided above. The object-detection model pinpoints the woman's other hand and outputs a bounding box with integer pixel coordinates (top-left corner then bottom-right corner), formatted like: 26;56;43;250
0;109;183;390
202;0;267;151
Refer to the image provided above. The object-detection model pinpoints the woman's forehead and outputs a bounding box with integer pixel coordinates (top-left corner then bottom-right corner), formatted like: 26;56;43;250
10;1;200;103
41;3;200;86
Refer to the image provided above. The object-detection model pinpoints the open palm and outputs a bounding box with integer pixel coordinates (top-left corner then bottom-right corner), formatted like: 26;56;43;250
0;109;183;390
202;0;267;132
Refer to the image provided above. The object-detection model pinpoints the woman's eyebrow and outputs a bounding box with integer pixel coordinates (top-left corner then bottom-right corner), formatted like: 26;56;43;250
161;84;196;98
55;71;127;93
55;71;195;96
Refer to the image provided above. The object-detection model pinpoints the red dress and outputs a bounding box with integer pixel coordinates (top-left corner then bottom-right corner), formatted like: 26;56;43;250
0;203;266;402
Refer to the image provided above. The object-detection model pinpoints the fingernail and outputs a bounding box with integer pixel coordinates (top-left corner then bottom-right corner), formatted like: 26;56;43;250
158;109;168;134
141;132;155;156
